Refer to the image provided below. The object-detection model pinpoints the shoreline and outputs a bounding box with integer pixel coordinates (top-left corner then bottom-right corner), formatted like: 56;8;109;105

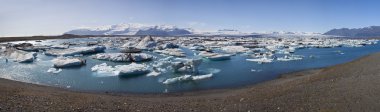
2;37;380;111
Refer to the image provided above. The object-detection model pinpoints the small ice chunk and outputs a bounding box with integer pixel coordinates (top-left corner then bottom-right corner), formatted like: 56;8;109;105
162;74;213;84
146;71;161;77
47;68;62;74
163;75;192;84
91;63;120;77
192;73;213;80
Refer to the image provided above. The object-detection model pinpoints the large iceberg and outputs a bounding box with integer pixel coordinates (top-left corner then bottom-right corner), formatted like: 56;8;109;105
7;50;37;63
52;57;86;68
91;63;150;77
117;63;150;77
135;36;157;49
45;46;106;56
91;53;152;62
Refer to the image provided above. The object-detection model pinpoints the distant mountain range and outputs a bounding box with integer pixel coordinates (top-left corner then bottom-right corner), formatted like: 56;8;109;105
65;23;192;36
324;26;380;37
65;23;322;37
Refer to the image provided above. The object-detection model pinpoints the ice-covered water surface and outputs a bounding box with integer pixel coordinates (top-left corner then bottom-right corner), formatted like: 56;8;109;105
0;37;380;93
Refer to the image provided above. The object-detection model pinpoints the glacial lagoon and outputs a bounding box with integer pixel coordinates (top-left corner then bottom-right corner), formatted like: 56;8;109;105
1;37;380;93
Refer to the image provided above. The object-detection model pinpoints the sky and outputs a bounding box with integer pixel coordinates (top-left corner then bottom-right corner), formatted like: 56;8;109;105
1;0;380;36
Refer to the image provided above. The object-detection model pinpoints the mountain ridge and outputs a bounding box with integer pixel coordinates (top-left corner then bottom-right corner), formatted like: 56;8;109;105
324;26;380;37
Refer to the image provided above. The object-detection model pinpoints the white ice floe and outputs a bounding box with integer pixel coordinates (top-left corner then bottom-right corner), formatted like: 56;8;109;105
171;58;203;73
246;57;274;64
191;73;213;80
221;46;249;54
45;46;106;56
276;55;303;61
91;63;150;77
154;48;186;57
251;69;262;72
162;74;213;85
162;75;192;84
8;50;37;63
118;63;150;76
135;36;157;49
52;57;86;68
47;68;62;74
91;63;120;76
198;51;231;61
92;53;152;62
146;71;161;77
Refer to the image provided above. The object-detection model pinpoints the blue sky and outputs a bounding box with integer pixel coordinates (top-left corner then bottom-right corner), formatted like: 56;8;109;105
1;0;380;36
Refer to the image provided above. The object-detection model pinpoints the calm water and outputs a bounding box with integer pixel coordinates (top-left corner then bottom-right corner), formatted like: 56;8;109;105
1;38;380;93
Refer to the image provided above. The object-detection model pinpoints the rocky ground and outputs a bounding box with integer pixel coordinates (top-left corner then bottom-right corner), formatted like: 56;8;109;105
1;52;380;111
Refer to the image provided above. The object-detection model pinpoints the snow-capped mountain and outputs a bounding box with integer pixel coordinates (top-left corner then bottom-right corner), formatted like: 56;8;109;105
64;23;192;36
255;31;322;36
324;26;380;37
192;29;250;36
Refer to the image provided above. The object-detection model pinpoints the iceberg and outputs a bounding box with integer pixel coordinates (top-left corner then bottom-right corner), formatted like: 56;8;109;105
135;35;157;49
199;51;231;61
170;58;203;74
191;73;213;80
162;74;213;84
91;63;120;76
91;63;150;77
221;46;249;54
246;57;274;64
47;68;62;74
162;75;192;84
120;46;142;53
277;55;303;61
154;48;186;57
45;46;106;56
52;57;86;68
117;63;150;77
7;50;37;63
146;71;161;77
51;44;70;49
91;53;152;62
162;43;179;49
